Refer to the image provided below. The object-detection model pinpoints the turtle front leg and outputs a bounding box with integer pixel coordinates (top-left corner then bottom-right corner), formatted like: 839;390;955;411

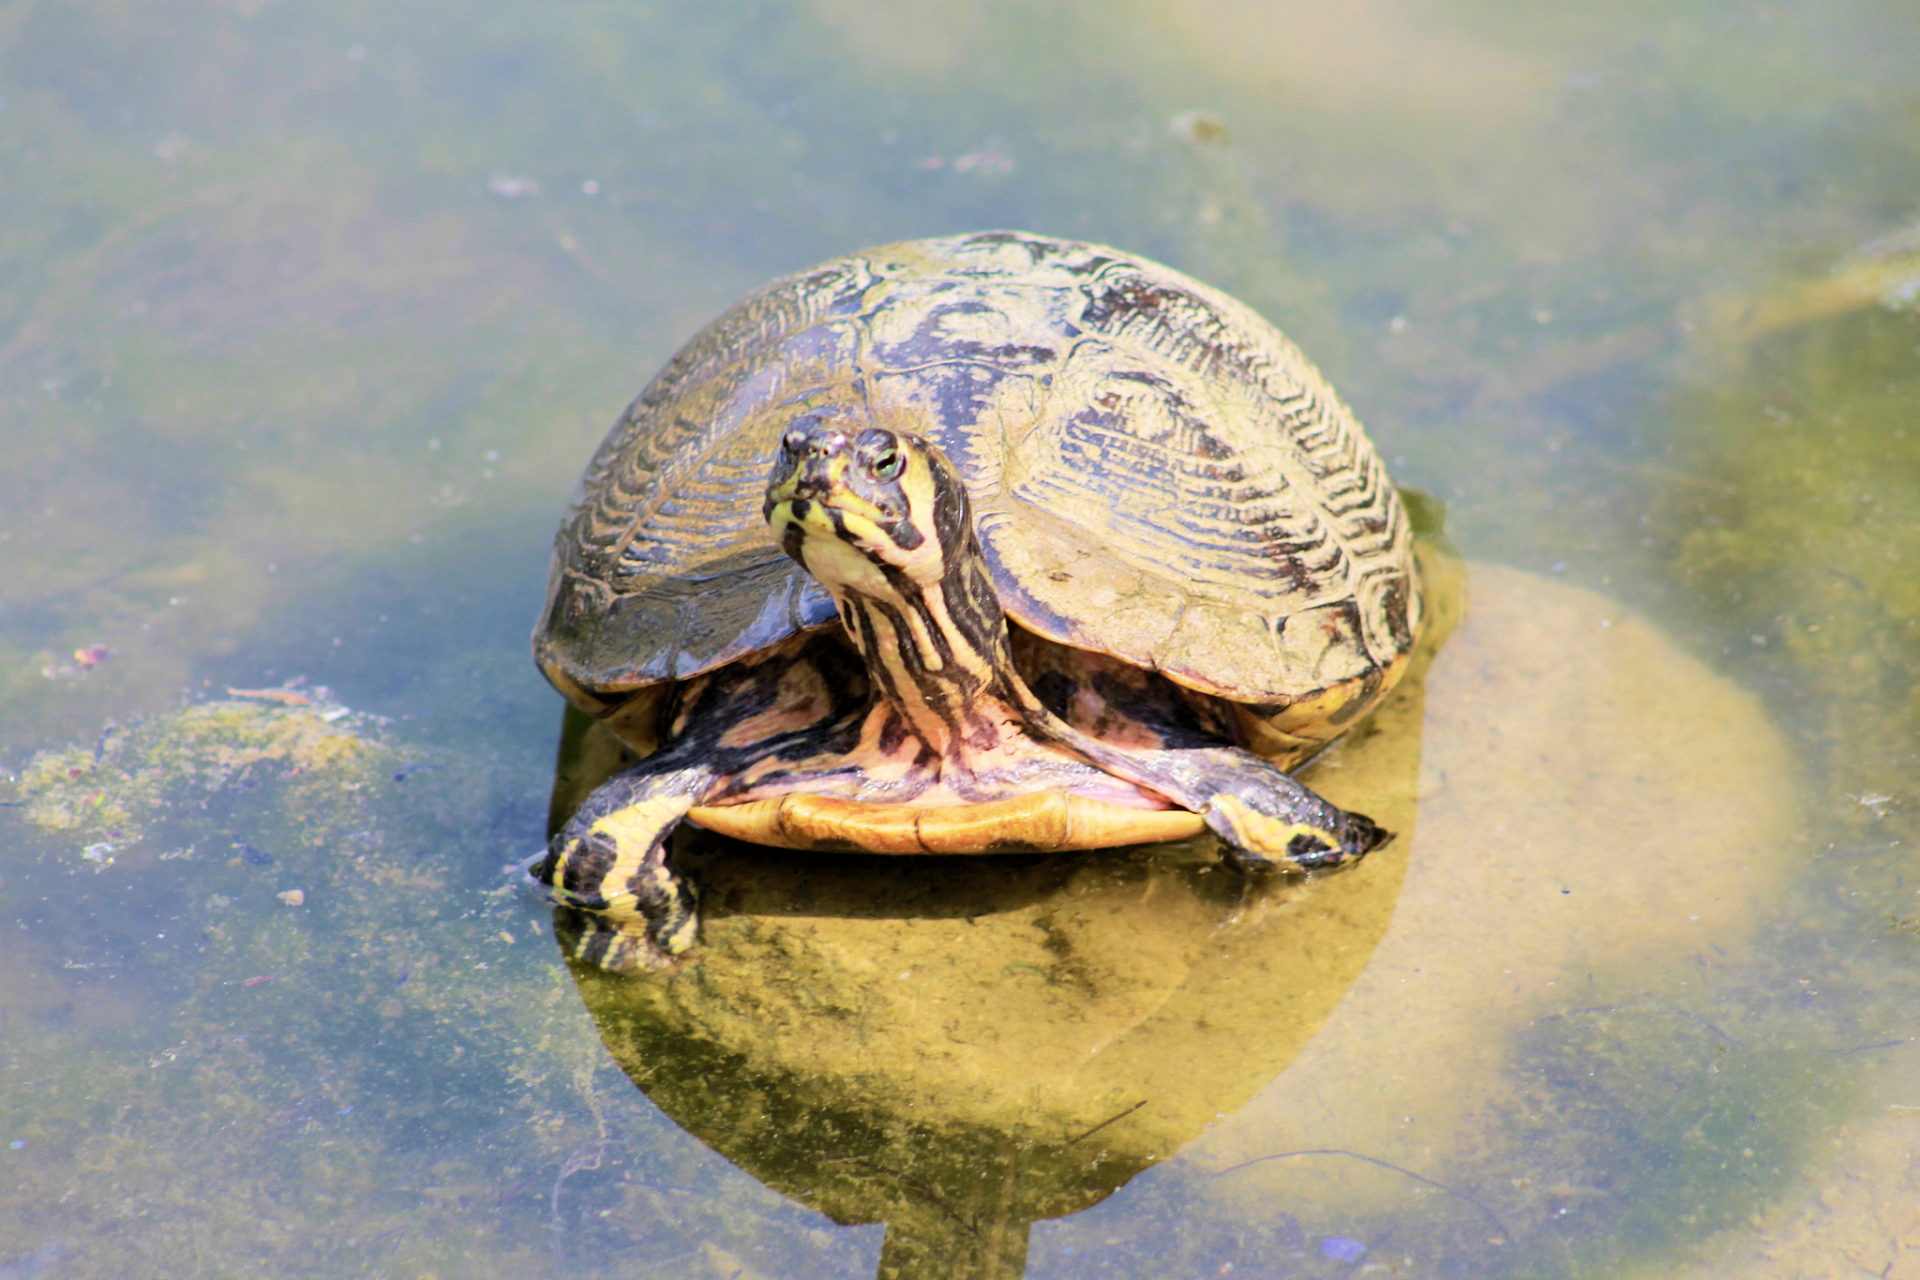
531;761;718;972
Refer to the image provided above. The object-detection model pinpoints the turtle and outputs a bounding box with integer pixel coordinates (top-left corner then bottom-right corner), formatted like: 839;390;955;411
530;230;1425;972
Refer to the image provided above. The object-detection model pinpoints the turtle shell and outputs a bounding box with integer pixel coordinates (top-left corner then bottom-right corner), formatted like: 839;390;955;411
535;231;1421;713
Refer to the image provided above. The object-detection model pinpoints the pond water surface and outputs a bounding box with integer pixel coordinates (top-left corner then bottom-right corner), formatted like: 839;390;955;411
4;3;1920;1278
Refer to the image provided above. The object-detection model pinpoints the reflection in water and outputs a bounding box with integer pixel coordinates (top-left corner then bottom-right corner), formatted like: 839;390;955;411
564;835;1405;1279
546;549;1454;1278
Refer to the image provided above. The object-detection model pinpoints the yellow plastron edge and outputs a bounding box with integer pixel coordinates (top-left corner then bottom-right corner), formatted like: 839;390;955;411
688;792;1206;854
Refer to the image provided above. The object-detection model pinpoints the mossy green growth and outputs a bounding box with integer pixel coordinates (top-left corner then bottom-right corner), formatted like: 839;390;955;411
16;697;381;849
1657;304;1920;864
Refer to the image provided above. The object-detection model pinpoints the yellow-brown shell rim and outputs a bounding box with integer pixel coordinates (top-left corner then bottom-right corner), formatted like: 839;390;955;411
689;791;1207;854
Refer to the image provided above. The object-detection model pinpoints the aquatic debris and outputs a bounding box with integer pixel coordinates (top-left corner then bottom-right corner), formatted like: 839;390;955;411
223;681;360;724
487;172;541;199
277;889;305;906
1856;218;1920;309
1169;109;1229;147
912;150;1014;174
37;650;101;680
81;841;116;867
235;842;273;866
227;686;312;706
1320;1236;1367;1263
243;974;279;986
1699;214;1920;343
951;149;1013;174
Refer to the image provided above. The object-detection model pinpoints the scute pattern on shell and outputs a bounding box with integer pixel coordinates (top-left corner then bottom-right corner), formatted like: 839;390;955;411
535;231;1421;707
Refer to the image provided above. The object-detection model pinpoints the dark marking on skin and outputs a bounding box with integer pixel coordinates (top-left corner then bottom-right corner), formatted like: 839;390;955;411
1287;832;1332;860
929;460;973;563
964;717;1002;752
1027;669;1077;719
867;596;939;685
845;598;909;709
878;709;912;755
888;516;924;551
780;518;809;566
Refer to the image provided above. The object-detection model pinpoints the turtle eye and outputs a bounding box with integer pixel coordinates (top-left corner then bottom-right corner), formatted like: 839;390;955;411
870;449;903;480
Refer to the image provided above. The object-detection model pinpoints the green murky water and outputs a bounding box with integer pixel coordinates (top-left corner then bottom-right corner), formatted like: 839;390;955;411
4;3;1918;1276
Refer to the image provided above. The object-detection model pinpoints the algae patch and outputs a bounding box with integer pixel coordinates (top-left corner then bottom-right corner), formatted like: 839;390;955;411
1659;304;1920;873
15;696;383;851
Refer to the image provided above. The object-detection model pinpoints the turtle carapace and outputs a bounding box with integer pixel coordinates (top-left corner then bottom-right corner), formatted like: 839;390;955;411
530;232;1424;971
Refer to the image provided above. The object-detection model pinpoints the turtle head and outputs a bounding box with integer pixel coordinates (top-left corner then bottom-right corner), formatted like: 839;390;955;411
764;415;970;588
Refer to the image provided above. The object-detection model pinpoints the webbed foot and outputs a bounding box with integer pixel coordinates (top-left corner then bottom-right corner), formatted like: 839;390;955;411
528;769;706;972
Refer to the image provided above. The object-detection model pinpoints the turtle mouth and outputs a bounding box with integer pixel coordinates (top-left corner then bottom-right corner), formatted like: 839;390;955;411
766;449;923;569
769;456;902;516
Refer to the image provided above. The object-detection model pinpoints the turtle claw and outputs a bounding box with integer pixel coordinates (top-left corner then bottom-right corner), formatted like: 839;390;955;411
1338;811;1394;859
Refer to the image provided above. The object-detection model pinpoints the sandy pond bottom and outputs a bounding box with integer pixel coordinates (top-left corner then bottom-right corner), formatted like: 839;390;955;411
1;563;1908;1279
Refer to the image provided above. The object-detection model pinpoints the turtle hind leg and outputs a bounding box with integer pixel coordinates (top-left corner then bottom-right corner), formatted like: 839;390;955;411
1210;789;1392;873
1177;759;1390;872
1024;702;1389;872
1005;642;1390;871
